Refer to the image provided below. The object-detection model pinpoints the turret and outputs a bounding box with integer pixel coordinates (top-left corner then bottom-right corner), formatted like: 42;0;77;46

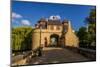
38;18;47;29
32;29;41;50
62;19;68;33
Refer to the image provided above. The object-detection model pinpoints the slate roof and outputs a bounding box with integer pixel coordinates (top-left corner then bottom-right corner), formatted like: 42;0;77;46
47;19;62;25
38;18;47;23
37;18;68;25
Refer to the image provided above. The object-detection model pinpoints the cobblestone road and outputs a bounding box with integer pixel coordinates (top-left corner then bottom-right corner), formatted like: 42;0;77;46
28;47;90;65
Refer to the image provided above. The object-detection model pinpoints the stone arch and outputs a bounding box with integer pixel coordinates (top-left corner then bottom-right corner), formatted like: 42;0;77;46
49;34;59;47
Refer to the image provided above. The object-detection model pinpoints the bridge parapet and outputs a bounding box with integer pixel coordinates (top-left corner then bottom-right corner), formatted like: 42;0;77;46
64;46;96;60
78;48;96;60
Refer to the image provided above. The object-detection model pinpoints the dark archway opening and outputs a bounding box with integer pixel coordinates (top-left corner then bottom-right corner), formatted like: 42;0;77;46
50;34;59;47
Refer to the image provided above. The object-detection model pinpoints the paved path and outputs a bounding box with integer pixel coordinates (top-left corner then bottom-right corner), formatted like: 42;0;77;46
28;47;90;64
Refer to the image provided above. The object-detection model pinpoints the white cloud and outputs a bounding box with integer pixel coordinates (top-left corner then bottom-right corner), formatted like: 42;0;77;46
12;12;22;19
12;12;31;26
21;20;31;26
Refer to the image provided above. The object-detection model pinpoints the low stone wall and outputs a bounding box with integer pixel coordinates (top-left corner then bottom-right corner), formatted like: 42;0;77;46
78;48;96;60
11;51;33;66
63;46;96;60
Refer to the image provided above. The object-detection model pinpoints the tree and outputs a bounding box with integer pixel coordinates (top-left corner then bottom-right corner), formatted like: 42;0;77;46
77;7;96;49
77;27;89;47
85;7;96;33
12;27;33;52
85;7;96;49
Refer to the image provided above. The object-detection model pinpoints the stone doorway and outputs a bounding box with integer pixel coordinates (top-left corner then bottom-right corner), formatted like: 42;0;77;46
50;34;59;47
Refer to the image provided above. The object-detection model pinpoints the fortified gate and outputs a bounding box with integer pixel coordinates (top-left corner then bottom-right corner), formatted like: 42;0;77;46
32;16;79;50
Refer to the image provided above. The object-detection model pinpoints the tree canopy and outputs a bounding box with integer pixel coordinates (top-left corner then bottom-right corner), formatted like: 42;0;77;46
77;7;96;49
12;27;33;51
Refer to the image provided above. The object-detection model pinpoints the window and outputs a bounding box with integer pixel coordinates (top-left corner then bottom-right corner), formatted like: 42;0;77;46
50;26;54;30
57;26;60;30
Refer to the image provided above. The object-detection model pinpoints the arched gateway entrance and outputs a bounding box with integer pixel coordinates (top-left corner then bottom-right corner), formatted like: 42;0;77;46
50;34;59;47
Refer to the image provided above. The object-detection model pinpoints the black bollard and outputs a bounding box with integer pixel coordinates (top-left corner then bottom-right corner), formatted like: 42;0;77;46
37;47;42;57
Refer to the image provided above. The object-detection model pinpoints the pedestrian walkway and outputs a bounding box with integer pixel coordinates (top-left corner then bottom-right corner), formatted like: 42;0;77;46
28;47;90;64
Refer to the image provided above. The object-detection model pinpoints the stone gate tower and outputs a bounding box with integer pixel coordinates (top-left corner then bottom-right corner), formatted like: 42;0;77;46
32;16;79;50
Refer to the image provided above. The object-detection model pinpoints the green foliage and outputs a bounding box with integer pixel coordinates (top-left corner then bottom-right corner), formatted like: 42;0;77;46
85;8;96;24
77;27;87;40
87;7;96;45
12;27;33;51
77;7;96;50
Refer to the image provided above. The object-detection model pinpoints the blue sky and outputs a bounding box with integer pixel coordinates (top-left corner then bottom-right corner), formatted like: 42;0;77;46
12;1;95;31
